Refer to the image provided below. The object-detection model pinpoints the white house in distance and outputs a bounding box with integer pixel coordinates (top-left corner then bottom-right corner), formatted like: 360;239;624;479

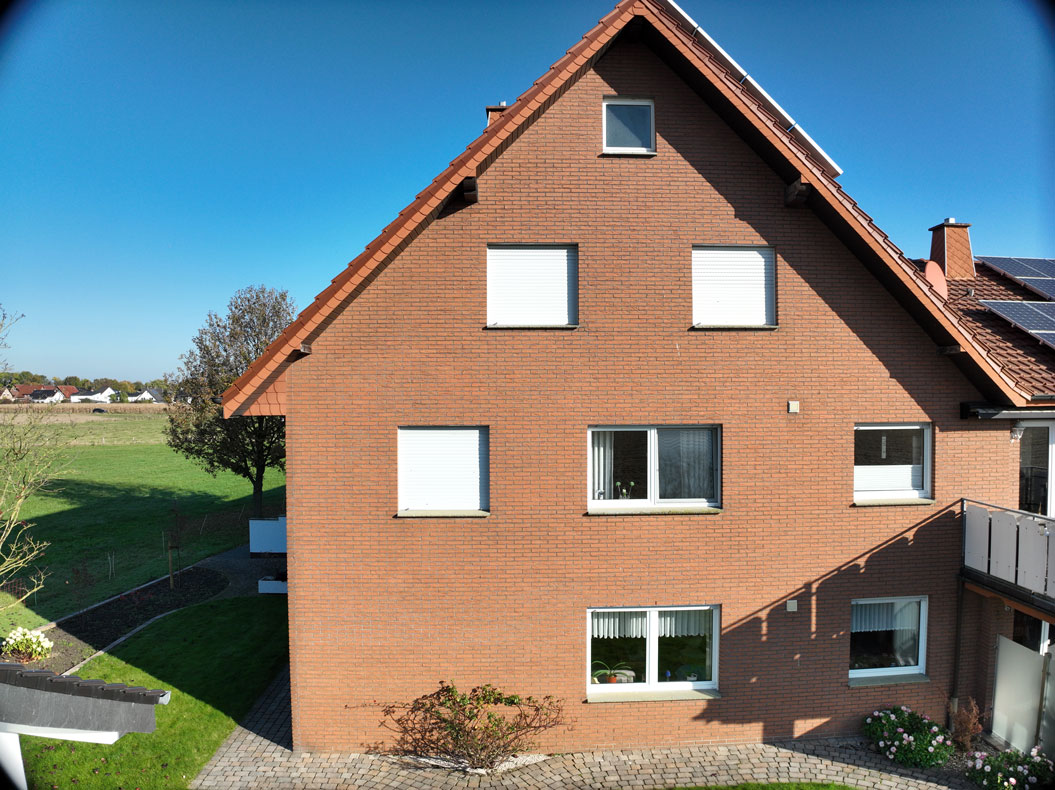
128;388;164;403
70;387;115;404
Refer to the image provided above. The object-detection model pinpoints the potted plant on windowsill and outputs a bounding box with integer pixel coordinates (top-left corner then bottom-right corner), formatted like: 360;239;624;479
591;660;631;683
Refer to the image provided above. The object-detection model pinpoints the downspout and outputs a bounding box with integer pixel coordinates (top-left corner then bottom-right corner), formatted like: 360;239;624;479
949;498;967;722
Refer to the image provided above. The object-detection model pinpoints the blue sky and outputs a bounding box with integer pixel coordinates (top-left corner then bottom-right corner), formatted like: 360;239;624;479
1;0;1052;381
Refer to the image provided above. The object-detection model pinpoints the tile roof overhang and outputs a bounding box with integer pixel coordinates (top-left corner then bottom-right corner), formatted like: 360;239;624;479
222;0;1035;417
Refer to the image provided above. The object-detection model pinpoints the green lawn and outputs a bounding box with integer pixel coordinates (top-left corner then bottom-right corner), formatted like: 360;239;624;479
2;413;285;630
22;596;289;789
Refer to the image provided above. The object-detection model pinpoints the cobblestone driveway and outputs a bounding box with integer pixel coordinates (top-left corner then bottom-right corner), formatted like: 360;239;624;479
192;667;971;790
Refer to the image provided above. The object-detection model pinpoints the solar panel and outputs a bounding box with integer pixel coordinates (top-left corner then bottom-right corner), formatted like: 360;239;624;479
1019;258;1055;278
980;301;1055;331
1018;279;1055;300
978;256;1055;301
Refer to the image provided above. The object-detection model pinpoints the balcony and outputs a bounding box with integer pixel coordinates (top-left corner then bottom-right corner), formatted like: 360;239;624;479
962;499;1055;614
249;516;287;595
249;516;287;556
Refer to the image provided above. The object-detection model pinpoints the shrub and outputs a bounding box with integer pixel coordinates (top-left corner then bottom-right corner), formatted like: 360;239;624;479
965;747;1054;789
380;681;565;770
862;705;954;769
2;626;53;662
951;696;984;752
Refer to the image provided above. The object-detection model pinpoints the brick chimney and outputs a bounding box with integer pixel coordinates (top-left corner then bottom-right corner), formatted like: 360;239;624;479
485;102;508;127
928;217;975;280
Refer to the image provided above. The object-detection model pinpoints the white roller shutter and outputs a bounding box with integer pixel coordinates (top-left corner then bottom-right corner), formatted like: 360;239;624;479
398;428;489;511
692;247;775;326
487;246;577;326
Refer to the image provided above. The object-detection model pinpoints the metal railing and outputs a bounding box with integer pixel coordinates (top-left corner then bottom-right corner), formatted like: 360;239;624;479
962;499;1055;598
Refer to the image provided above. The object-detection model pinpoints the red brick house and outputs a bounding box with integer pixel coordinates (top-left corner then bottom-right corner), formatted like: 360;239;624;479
224;0;1055;752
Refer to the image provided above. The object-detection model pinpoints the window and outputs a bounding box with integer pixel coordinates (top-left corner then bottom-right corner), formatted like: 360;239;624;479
853;423;932;501
588;606;718;694
487;246;577;326
588;427;720;510
849;596;927;677
397;427;489;512
602;98;655;154
692;246;776;327
1019;424;1051;515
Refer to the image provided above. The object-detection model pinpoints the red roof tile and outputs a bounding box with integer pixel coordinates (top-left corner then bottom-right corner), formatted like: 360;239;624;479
223;0;1030;416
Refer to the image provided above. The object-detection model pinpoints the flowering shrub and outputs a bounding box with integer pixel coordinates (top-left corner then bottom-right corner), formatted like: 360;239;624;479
1;626;53;662
862;705;954;768
965;747;1054;788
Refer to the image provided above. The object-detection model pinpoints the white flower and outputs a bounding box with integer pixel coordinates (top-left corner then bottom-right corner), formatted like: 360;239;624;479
985;765;991;772
929;746;934;752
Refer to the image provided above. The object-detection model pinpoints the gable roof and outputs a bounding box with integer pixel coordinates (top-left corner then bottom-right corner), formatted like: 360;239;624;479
223;0;1041;417
945;261;1055;399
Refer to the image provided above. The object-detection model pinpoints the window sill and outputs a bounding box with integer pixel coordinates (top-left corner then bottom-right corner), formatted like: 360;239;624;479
600;150;657;158
852;498;935;507
848;673;930;688
586;688;721;703
586;506;722;516
483;324;578;330
689;324;778;331
394;510;490;518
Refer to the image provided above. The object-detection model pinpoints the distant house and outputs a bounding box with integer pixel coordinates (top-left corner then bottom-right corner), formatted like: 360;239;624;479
70;387;115;404
1;384;42;403
128;388;165;403
29;388;63;404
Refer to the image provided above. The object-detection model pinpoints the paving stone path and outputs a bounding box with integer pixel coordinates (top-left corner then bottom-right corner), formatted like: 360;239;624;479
193;666;972;790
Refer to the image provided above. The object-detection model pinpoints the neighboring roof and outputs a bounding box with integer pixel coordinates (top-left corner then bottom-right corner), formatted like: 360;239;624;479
223;0;1038;416
29;389;60;400
56;385;78;398
0;663;169;705
946;264;1055;399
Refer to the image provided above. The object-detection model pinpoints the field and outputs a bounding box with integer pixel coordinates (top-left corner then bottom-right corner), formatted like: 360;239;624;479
22;596;289;789
1;410;285;630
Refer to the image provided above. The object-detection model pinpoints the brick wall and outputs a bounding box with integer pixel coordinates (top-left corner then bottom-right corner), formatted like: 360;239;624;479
282;37;1017;751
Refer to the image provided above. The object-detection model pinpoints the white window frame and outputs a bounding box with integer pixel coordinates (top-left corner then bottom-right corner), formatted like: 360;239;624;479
397;426;489;513
486;245;578;327
691;246;777;327
587;426;721;511
1017;420;1055;516
849;595;928;678
853;423;932;502
602;97;655;154
587;605;719;695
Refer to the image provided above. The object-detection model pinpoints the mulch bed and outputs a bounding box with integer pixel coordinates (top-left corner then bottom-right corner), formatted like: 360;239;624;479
6;566;229;675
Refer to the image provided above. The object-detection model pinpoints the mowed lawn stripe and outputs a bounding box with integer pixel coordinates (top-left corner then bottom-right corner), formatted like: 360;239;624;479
3;414;284;630
21;596;289;790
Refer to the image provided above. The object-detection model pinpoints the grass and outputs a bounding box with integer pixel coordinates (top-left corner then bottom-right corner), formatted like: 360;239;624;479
2;413;285;630
21;596;289;789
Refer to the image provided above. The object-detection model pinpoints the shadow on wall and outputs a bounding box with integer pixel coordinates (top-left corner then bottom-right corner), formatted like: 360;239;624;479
691;506;963;743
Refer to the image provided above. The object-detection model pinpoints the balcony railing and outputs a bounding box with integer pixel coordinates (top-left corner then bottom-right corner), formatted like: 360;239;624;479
249;516;287;555
962;499;1055;599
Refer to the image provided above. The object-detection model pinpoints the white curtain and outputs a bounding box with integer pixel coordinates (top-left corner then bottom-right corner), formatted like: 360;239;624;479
850;600;919;633
658;428;713;499
592;431;615;500
591;611;647;639
658;609;711;638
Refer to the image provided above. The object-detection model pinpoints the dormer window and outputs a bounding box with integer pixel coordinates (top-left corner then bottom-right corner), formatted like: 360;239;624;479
603;98;655;154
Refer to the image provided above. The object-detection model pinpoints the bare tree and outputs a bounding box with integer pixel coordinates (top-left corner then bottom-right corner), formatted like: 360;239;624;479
166;286;296;517
0;305;54;609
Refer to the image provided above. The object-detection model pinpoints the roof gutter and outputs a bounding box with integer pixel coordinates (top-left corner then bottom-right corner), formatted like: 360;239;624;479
657;0;843;176
961;402;1055;420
